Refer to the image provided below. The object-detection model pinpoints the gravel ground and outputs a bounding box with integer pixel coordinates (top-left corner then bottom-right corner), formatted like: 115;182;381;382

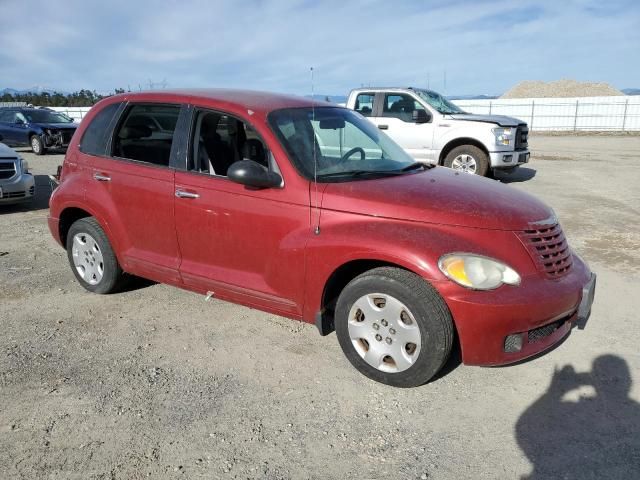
1;135;639;479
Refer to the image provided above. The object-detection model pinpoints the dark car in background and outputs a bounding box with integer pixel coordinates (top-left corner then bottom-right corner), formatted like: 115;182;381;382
0;107;78;155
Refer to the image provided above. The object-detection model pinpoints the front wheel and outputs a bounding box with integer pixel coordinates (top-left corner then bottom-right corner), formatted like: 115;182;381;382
30;135;46;155
66;217;126;294
335;267;454;387
444;145;489;176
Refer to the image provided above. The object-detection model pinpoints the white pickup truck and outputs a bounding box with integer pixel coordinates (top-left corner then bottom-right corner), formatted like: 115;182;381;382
346;87;530;176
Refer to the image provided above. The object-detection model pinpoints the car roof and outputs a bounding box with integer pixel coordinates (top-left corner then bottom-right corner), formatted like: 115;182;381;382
106;89;333;115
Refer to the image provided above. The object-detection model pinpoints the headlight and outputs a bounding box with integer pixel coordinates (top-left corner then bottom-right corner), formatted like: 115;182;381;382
492;127;513;146
20;158;29;173
438;253;521;290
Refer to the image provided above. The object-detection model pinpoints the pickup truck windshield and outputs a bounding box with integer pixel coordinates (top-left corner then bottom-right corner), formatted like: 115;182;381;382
269;107;419;182
415;89;466;115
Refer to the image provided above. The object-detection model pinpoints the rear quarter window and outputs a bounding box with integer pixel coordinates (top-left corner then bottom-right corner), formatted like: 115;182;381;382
80;103;123;156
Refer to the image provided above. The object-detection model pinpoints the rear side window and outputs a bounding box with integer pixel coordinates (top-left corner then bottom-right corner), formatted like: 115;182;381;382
80;103;122;156
354;93;375;117
112;104;180;167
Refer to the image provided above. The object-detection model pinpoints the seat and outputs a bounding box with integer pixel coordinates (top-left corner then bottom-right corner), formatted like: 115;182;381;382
241;139;267;167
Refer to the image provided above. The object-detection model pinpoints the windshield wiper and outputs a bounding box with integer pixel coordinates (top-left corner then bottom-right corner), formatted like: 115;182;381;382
317;169;405;179
399;162;434;172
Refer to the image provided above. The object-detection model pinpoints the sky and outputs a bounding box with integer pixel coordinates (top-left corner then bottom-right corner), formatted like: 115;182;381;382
1;0;639;96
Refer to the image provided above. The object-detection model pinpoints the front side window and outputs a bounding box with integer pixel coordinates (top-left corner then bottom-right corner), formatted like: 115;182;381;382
381;94;426;122
268;107;418;182
112;104;180;166
354;93;375;117
189;110;269;177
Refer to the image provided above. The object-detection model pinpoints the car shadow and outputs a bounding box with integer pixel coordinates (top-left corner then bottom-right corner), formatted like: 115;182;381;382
494;167;537;183
0;174;54;213
515;354;640;479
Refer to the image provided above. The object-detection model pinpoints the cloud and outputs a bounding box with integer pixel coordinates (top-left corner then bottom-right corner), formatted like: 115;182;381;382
0;0;638;95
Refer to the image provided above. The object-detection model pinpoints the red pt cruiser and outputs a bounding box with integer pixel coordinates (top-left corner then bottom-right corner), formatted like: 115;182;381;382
48;90;596;387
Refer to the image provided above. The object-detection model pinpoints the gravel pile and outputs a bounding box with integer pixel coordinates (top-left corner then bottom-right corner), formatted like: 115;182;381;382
501;79;624;98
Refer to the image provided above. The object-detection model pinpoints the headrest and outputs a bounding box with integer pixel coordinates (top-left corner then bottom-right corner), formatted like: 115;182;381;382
119;125;152;139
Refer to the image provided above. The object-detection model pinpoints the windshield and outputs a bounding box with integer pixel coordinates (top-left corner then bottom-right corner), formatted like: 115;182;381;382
268;107;418;182
23;110;74;124
415;89;466;115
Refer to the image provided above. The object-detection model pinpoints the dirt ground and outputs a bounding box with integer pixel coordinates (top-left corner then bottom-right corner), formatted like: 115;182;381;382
1;135;639;479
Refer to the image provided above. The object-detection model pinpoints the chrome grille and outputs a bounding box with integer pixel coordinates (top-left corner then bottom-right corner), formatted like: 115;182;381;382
0;160;17;180
519;223;572;278
515;125;528;150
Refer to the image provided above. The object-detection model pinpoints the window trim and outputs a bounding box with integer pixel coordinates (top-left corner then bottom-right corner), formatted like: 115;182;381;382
107;102;184;170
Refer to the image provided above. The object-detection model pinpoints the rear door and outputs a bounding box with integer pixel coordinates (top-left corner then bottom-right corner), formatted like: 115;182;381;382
369;92;436;162
83;102;184;283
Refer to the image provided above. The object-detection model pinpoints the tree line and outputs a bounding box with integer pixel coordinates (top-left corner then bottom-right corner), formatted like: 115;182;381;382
0;88;127;107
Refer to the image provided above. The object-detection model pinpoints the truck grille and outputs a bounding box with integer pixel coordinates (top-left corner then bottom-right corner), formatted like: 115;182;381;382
515;125;528;150
0;160;17;180
519;223;573;278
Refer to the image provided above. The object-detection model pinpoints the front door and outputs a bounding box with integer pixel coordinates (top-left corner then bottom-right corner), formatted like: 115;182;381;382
86;102;183;283
370;92;436;162
174;108;308;317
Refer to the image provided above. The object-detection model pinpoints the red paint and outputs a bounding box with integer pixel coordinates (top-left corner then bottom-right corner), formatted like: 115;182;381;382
48;90;592;366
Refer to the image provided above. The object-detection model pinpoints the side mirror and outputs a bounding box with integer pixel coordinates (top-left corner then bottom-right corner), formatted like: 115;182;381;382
15;118;25;125
413;109;430;124
227;160;282;189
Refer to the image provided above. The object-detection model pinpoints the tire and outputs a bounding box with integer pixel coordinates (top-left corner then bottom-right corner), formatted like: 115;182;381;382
66;217;126;294
335;267;454;388
30;135;46;155
444;145;489;177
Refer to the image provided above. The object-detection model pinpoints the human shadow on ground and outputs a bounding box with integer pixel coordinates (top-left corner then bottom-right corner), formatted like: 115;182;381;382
516;355;640;479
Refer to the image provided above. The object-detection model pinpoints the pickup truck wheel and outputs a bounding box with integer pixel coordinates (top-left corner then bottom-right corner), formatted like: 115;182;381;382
66;217;125;294
30;135;46;155
335;267;454;387
444;145;488;176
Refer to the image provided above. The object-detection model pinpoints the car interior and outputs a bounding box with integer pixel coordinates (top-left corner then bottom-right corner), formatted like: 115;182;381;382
112;105;180;166
191;111;268;176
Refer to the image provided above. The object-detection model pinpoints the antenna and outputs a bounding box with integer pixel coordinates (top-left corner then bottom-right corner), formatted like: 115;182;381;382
311;67;320;235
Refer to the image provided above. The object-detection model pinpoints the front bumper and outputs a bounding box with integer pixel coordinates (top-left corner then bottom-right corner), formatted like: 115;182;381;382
0;173;35;204
489;149;530;169
433;254;593;366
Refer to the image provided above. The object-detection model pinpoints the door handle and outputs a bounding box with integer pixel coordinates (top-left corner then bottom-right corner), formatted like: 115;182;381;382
378;124;389;130
175;189;199;199
93;173;111;181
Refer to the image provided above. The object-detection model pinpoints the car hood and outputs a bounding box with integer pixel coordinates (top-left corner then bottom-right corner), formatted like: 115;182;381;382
0;142;19;158
321;167;552;231
448;113;524;127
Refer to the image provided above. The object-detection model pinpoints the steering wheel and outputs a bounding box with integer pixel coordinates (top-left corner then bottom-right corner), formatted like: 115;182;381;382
340;147;365;162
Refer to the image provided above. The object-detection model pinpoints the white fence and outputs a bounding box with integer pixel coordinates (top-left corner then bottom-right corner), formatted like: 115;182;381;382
451;96;640;131
50;106;92;122
49;96;640;131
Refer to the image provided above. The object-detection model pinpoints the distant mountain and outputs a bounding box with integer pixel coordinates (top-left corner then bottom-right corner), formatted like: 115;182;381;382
622;88;640;96
1;86;69;95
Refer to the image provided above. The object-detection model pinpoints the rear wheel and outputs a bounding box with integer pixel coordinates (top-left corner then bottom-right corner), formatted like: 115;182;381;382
66;217;126;294
30;135;46;155
444;145;489;176
335;267;454;387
